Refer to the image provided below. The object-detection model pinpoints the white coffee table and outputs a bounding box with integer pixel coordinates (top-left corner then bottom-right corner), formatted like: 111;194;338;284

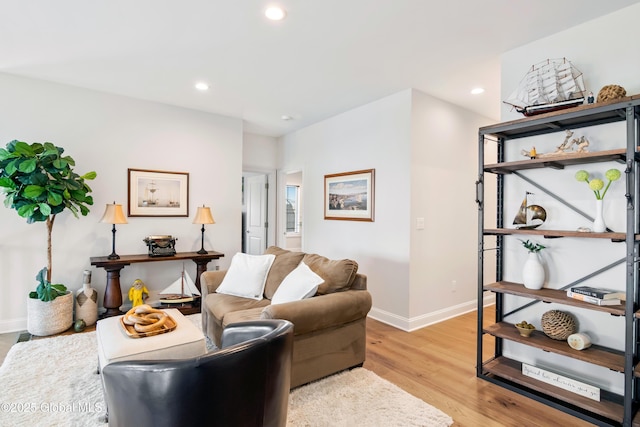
96;308;206;371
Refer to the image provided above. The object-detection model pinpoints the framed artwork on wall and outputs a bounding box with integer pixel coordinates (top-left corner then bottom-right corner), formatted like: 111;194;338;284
324;169;375;221
128;168;189;217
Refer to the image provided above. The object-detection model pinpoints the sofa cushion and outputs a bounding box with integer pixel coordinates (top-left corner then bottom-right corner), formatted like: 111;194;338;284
216;252;275;300
302;254;358;294
271;261;324;305
263;246;305;299
205;293;270;324
222;307;265;328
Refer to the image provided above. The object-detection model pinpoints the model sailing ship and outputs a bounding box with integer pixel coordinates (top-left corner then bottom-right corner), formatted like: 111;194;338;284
504;58;587;117
142;181;158;206
158;264;201;304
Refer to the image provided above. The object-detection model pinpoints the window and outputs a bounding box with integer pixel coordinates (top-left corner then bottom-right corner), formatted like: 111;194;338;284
286;185;300;233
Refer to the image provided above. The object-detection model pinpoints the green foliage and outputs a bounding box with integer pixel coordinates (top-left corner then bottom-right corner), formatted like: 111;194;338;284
0;140;96;300
519;239;545;253
0;140;96;224
29;267;67;302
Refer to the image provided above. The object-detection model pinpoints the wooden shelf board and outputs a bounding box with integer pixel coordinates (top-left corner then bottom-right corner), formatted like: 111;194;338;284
484;322;625;372
484;228;628;241
483;356;624;424
479;96;640;140
484;148;628;174
484;281;626;316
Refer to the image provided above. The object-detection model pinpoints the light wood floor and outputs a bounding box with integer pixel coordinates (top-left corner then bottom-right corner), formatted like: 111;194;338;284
363;309;592;427
0;309;592;426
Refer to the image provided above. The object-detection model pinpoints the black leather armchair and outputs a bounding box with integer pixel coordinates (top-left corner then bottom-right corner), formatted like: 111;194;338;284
102;319;293;427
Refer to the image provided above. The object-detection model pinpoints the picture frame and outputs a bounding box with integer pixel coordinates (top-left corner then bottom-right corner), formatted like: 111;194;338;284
128;168;189;217
324;169;375;221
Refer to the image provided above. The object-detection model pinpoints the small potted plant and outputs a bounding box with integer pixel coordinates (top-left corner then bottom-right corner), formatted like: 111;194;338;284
519;239;545;290
0;140;96;335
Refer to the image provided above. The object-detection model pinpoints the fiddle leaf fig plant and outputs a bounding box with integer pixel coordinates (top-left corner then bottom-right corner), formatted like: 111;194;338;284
29;267;67;302
0;140;96;298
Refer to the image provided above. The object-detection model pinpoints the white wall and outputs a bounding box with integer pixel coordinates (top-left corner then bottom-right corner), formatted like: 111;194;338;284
278;89;492;330
409;91;493;327
497;3;640;395
0;73;243;333
279;90;413;322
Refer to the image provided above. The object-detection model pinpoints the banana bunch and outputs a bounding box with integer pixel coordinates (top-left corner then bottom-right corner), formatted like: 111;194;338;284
515;320;535;329
123;304;169;333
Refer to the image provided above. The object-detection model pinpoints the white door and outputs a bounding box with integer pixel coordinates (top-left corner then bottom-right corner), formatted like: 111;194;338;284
244;174;268;254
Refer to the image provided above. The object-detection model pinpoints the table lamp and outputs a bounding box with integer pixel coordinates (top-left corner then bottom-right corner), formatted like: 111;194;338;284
193;205;215;254
100;201;128;260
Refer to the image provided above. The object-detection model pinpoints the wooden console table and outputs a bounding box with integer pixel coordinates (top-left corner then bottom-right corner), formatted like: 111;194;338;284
90;251;224;317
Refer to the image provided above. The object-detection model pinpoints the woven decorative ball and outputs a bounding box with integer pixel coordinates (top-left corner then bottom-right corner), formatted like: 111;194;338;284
541;310;577;340
597;84;626;103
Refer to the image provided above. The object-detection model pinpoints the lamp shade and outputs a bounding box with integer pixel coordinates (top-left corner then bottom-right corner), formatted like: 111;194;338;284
193;206;215;225
100;203;128;224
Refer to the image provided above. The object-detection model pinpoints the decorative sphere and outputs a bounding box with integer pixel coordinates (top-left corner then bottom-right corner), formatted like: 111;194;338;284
74;319;86;332
541;310;577;340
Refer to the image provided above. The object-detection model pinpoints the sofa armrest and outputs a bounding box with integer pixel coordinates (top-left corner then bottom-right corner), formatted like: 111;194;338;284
350;273;367;291
201;270;227;297
261;290;372;335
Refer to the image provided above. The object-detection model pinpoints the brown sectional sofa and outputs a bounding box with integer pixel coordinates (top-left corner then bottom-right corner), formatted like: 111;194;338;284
201;246;372;388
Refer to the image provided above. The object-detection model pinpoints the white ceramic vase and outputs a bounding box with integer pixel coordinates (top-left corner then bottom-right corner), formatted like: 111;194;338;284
593;199;606;233
522;252;544;290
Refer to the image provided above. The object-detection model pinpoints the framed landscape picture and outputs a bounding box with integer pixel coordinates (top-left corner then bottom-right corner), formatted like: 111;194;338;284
128;168;189;217
324;169;375;221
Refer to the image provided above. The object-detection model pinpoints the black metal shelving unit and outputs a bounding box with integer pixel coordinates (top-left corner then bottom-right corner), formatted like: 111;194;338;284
476;96;640;426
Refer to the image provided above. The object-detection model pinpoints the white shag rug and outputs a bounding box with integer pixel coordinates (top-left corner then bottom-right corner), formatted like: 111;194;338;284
0;318;453;427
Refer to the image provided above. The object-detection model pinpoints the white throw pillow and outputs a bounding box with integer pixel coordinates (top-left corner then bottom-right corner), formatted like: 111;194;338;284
271;261;324;305
216;253;276;300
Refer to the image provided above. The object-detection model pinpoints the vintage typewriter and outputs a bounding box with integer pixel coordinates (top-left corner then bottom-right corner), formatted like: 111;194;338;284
143;235;177;257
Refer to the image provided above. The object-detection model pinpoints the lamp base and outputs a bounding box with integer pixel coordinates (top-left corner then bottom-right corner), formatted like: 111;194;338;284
107;253;121;260
196;248;208;255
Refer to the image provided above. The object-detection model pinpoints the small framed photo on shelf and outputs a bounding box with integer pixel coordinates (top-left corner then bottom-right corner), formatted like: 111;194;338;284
324;169;375;221
128;168;189;217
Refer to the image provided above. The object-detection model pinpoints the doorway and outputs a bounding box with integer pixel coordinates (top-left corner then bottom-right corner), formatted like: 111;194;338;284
242;173;268;254
283;171;303;251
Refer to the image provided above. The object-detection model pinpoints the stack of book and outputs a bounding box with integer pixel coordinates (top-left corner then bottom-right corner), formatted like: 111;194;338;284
566;286;625;306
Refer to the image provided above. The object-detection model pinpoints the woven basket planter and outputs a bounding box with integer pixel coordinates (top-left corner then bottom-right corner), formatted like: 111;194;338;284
541;310;577;340
27;292;74;336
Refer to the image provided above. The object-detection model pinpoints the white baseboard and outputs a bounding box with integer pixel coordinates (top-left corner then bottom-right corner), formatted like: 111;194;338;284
1;293;497;335
368;293;496;332
0;317;27;334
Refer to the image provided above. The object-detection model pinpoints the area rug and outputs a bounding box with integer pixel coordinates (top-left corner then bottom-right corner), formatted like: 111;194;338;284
0;328;453;426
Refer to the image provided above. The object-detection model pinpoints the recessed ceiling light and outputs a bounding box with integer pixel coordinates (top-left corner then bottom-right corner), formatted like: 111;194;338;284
195;82;209;91
281;115;293;121
265;6;287;21
471;87;485;95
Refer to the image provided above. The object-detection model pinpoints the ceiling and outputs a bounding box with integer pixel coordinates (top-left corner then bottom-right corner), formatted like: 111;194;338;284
1;0;638;137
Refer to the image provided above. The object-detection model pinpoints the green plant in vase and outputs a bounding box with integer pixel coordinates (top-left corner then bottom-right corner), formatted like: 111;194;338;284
519;239;545;253
575;168;621;232
519;239;545;290
574;169;621;200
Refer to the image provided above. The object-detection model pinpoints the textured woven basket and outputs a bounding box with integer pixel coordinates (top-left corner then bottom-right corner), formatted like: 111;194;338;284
597;84;626;103
541;310;577;340
27;292;74;336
